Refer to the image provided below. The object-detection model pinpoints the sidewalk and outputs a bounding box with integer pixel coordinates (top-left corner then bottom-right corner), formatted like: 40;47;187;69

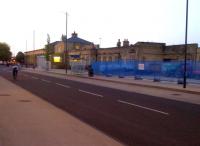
23;68;200;95
0;77;123;146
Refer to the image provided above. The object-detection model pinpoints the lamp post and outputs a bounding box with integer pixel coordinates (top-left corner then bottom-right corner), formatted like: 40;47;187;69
99;37;102;48
183;0;189;88
33;30;36;69
64;12;69;74
25;40;27;67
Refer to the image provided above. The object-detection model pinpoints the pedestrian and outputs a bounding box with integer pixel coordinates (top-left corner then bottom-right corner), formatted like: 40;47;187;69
12;63;19;80
88;65;94;77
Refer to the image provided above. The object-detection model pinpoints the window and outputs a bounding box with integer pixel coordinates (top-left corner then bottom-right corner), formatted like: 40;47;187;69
103;56;107;62
97;56;101;61
75;45;80;49
108;56;112;61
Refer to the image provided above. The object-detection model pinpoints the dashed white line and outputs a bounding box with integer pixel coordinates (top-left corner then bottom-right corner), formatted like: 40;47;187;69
41;79;51;83
55;83;70;88
32;76;39;79
118;100;169;116
78;89;103;98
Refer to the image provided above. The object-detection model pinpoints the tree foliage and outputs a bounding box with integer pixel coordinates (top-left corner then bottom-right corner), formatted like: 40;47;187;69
0;42;12;61
16;51;25;63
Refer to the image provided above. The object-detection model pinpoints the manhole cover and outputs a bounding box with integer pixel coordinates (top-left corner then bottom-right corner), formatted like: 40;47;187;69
0;94;10;96
171;93;181;96
19;100;32;102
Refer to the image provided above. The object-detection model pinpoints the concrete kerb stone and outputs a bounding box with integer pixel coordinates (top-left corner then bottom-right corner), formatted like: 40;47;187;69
23;68;200;96
72;75;200;95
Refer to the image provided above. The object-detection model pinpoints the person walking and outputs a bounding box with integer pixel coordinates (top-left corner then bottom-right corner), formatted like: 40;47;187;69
88;65;94;77
12;63;19;80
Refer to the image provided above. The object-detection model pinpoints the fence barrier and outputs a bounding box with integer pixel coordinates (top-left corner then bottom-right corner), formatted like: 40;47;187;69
92;60;200;83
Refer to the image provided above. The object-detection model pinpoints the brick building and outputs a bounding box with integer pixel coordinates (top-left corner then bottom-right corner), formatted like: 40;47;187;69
24;32;200;69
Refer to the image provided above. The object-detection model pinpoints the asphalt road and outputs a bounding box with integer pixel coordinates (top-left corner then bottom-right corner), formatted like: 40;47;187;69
1;66;200;146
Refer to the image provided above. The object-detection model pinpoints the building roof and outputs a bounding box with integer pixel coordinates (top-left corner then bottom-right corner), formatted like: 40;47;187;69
49;41;62;46
166;43;198;47
62;32;93;45
135;42;166;46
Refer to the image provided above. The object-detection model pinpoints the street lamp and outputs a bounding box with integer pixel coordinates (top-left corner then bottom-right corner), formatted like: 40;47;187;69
64;12;69;74
25;40;27;67
99;37;102;48
183;0;189;88
33;30;36;69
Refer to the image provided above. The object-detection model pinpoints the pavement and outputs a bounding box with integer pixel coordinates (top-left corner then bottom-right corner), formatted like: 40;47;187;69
0;76;123;146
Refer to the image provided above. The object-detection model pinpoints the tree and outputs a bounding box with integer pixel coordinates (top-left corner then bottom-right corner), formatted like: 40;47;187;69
16;51;25;64
0;42;12;62
45;34;51;70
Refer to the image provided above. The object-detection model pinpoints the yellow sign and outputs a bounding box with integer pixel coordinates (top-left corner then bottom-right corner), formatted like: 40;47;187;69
53;56;61;63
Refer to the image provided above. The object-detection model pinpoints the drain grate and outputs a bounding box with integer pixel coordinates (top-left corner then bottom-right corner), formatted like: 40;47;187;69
0;94;10;96
18;100;32;102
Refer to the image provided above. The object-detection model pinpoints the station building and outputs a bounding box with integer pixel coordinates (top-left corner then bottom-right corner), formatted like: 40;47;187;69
24;32;200;69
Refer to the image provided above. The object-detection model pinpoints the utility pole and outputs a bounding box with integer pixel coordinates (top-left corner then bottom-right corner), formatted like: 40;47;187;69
46;34;50;71
183;0;189;88
99;37;102;48
65;12;69;74
25;40;27;67
33;30;36;69
26;40;27;52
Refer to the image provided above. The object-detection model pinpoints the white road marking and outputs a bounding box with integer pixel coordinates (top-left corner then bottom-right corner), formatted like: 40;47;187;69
118;100;169;116
41;79;51;83
32;76;39;79
78;89;103;98
55;83;70;88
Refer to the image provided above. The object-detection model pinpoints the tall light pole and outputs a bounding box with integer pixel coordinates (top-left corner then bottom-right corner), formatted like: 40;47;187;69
99;37;102;48
25;40;27;67
64;12;69;74
33;30;36;68
183;0;189;88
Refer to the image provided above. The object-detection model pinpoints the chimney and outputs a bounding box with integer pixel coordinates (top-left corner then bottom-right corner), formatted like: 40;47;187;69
72;31;78;37
123;39;129;47
117;39;121;47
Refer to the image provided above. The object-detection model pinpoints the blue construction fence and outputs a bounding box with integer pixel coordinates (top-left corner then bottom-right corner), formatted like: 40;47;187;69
91;60;200;80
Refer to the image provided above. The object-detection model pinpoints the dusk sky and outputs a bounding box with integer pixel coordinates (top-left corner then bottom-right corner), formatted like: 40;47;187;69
0;0;199;55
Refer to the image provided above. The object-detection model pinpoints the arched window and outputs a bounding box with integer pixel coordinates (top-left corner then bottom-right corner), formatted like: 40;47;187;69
103;56;107;62
97;56;101;61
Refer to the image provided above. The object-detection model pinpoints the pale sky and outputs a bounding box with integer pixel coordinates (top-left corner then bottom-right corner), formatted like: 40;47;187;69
0;0;199;55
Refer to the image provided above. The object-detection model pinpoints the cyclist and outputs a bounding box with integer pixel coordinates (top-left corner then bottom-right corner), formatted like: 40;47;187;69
12;63;19;80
